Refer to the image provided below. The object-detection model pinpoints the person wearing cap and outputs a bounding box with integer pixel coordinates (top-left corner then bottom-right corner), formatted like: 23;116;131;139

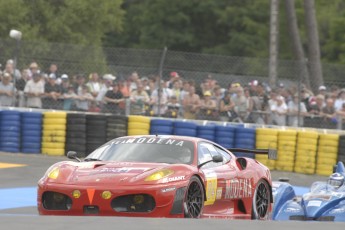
165;95;181;118
318;85;327;95
103;81;125;115
28;62;40;77
62;85;78;111
270;95;288;126
24;72;45;108
4;59;21;80
96;74;116;106
0;72;15;106
197;90;217;120
320;97;337;128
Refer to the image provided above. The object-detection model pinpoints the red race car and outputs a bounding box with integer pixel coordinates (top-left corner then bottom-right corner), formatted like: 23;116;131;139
37;135;275;219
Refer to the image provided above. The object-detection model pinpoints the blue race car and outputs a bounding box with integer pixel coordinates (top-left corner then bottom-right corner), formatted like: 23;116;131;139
272;161;345;221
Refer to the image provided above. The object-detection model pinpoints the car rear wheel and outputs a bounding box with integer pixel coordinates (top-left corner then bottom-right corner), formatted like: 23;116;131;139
251;179;270;220
184;176;204;218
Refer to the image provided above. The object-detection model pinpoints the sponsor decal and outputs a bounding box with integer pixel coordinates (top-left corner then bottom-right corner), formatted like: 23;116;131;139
329;208;345;214
225;178;252;199
162;176;185;183
307;200;322;207
161;187;176;193
304;194;331;201
216;188;223;200
113;138;186;147
284;207;301;213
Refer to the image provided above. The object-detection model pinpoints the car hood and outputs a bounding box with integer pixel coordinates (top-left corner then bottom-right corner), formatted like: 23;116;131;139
49;161;173;186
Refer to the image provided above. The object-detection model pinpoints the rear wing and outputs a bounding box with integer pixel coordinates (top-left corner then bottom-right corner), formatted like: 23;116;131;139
227;148;277;160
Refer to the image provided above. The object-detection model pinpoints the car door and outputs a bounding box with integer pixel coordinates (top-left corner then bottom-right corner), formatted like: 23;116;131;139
198;142;238;215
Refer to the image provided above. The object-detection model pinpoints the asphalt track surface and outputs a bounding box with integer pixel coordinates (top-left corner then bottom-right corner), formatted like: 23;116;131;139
0;152;343;230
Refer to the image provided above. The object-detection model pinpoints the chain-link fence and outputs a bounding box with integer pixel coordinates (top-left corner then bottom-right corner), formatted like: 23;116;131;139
1;38;345;130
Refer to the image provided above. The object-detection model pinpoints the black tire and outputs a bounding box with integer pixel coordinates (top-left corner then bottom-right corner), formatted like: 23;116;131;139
67;118;86;125
67;113;86;119
66;132;86;139
251;179;271;220
183;176;204;218
107;124;127;130
67;124;86;132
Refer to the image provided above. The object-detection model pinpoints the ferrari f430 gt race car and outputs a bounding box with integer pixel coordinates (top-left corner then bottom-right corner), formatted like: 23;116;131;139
272;161;345;221
38;135;276;219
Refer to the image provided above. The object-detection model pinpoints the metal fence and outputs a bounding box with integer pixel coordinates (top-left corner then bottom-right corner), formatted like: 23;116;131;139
1;38;345;130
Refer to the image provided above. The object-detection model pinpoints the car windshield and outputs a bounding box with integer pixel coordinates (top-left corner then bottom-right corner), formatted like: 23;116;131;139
85;137;195;164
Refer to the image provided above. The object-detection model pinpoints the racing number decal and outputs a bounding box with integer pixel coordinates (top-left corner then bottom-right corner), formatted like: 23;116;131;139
204;178;217;205
203;170;218;206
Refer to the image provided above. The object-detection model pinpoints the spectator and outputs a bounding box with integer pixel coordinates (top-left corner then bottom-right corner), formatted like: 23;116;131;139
74;74;86;95
335;89;345;112
4;59;21;80
320;97;337;128
103;82;125;115
219;91;236;122
243;87;255;123
24;73;44;108
232;86;249;122
130;83;150;115
129;71;140;92
47;63;60;84
318;85;328;97
287;94;308;127
141;76;151;96
42;74;62;109
0;72;15;106
165;95;181;118
197;91;217;120
171;80;181;102
309;94;325;115
16;69;30;107
60;74;70;94
86;72;101;99
336;103;345;129
75;85;94;111
97;74;116;107
150;88;168;116
183;86;200;119
180;81;190;101
28;62;40;78
167;71;181;89
270;95;288;126
63;85;78;111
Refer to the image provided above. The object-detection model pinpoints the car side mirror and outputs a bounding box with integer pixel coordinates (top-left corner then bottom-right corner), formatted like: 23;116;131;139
67;151;81;162
212;155;223;163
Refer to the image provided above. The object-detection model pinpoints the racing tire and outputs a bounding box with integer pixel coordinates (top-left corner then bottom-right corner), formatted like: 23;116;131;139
184;176;204;218
251;179;271;220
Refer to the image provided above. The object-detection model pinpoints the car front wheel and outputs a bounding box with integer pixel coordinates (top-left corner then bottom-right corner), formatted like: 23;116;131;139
251;179;270;220
184;176;204;218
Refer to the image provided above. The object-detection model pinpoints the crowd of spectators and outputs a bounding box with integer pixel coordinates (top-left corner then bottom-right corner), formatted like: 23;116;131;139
1;59;345;129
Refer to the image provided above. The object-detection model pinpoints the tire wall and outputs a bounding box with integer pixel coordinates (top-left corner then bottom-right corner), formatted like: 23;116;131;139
0;108;344;176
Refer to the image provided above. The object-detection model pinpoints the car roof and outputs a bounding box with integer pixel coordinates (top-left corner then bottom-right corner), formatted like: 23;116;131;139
114;135;209;143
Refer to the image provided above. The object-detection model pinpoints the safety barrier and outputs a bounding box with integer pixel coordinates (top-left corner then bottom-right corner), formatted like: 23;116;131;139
1;108;345;176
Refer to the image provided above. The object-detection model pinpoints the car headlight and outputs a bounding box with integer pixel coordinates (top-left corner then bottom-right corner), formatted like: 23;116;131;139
145;169;174;181
48;167;60;179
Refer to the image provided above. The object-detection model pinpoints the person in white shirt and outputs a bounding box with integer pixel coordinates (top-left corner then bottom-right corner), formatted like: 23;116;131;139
0;73;15;106
24;73;44;108
335;89;345;112
270;95;288;126
287;94;307;127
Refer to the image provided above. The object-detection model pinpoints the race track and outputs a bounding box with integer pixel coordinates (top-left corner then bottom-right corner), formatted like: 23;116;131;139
0;152;343;230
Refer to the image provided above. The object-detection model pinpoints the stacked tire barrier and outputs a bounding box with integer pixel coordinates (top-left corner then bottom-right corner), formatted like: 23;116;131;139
275;130;297;172
338;135;345;163
127;115;150;136
197;124;216;142
41;111;66;156
294;131;319;174
173;121;197;137
316;134;339;176
86;114;107;154
21;112;42;154
215;125;235;149
0;110;21;153
255;128;278;170
106;115;128;141
233;127;256;158
65;113;86;157
150;119;173;135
